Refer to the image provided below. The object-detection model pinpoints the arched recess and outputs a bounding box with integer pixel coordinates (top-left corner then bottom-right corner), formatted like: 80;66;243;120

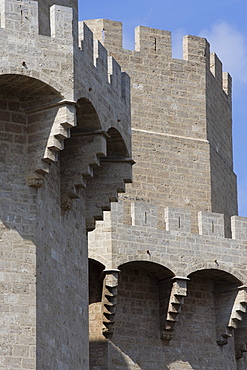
88;259;106;369
89;260;175;368
185;269;244;350
89;258;105;305
115;261;174;342
106;127;129;158
89;259;105;339
0;73;63;191
0;74;61;100
59;97;105;207
60;101;133;224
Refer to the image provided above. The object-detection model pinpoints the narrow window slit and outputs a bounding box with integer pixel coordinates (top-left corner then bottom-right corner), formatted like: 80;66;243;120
102;29;105;42
144;212;147;224
154;37;157;52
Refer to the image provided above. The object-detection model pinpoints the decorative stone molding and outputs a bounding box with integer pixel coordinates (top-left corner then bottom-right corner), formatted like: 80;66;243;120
101;269;120;337
60;193;73;211
26;172;44;188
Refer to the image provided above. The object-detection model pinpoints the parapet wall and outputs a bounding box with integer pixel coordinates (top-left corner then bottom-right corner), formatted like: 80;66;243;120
85;19;231;97
88;201;247;283
129;201;247;240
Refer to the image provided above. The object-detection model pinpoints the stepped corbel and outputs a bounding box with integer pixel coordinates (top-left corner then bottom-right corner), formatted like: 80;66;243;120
27;101;76;176
101;269;120;338
161;277;189;342
85;157;133;230
216;286;247;347
60;129;109;205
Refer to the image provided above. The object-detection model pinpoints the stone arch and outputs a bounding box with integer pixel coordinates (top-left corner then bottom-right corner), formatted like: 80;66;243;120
0;73;64;215
106;127;129;158
0;70;65;99
118;260;175;281
187;268;242;285
0;73;69;178
74;97;102;131
104;260;175;367
59;98;133;226
0;74;61;98
114;256;175;276
186;263;244;285
182;268;244;349
59;97;105;205
89;258;105;305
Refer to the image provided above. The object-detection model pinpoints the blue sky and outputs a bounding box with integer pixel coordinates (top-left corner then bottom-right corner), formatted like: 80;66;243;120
78;0;247;216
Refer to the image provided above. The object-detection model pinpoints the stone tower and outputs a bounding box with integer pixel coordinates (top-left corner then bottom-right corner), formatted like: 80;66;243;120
1;1;247;369
87;20;247;370
85;19;237;236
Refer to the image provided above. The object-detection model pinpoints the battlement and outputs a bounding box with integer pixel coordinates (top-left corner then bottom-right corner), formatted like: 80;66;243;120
0;1;130;104
0;0;39;32
114;201;247;241
84;19;232;96
78;21;130;100
0;0;74;39
135;26;172;57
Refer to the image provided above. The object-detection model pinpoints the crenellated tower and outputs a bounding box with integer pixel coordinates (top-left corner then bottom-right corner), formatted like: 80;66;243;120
85;19;237;236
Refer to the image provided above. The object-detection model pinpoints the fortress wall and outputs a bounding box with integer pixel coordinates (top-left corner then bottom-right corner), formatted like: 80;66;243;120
88;201;247;368
76;22;131;155
89;201;247;281
85;18;245;369
0;2;132;368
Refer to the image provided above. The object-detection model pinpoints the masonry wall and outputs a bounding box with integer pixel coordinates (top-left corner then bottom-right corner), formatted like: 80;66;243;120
0;2;132;369
0;96;36;369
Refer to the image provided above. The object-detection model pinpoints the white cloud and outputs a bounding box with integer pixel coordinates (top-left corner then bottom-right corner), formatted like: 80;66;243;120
199;21;247;85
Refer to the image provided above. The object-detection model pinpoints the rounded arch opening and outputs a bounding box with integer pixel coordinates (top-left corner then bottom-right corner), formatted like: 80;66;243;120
0;74;62;103
188;268;242;286
106;127;129;158
89;258;105;305
118;260;175;282
73;97;102;132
